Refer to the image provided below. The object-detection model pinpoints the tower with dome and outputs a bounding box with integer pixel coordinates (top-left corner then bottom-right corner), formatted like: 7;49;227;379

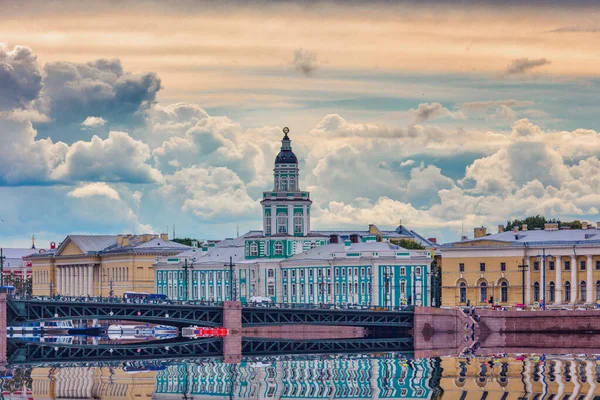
244;128;329;259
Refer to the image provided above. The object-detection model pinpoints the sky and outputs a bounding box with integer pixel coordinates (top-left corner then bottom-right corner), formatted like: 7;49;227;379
2;0;600;247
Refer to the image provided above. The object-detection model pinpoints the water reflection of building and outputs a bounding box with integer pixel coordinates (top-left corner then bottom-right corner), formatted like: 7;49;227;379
30;367;156;400
154;357;436;399
441;355;600;398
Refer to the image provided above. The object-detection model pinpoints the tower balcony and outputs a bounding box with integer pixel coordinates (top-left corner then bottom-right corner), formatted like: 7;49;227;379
261;191;311;201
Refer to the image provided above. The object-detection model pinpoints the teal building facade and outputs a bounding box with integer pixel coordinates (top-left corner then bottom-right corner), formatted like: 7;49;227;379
153;128;433;307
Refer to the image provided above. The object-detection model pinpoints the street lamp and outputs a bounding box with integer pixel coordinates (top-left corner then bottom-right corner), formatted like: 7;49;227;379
224;256;236;301
182;258;193;302
537;249;552;307
518;257;528;305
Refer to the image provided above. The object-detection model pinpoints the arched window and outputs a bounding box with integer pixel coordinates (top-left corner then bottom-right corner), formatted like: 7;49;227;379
289;176;296;191
274;175;279;191
249;242;258;257
533;282;540;302
274;241;283;255
294;212;303;234
501;281;508;303
596;281;600;301
565;281;571;302
479;282;487;303
459;282;467;303
580;281;587;302
265;214;271;234
549;281;555;302
280;176;288;191
277;212;287;233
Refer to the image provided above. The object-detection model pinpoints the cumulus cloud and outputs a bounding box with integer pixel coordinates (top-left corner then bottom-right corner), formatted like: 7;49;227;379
0;44;43;111
292;49;319;77
52;131;163;183
400;159;414;167
505;58;551;75
159;166;260;221
68;182;120;200
81;116;107;129
408;102;463;122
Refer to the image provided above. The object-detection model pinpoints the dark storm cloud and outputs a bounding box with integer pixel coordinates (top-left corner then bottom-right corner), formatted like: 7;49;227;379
38;58;161;142
0;44;43;111
505;58;551;75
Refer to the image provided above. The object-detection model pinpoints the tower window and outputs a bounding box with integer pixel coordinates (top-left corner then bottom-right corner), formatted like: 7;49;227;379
294;212;303;234
289;176;296;191
265;215;271;234
274;242;283;255
280;176;288;191
277;212;287;233
250;242;258;257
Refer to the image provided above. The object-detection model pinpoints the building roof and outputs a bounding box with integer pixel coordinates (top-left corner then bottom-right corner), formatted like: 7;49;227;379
65;235;118;254
285;241;428;262
442;228;600;248
1;248;46;260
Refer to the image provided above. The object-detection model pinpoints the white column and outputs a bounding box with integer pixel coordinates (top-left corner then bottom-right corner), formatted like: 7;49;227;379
587;256;593;304
88;265;93;296
302;204;308;235
270;205;276;235
287;204;293;235
525;256;531;305
571;256;577;304
67;266;71;296
555;257;562;304
83;266;88;296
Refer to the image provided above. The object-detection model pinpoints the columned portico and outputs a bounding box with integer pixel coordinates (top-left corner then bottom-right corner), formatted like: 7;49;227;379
57;264;97;296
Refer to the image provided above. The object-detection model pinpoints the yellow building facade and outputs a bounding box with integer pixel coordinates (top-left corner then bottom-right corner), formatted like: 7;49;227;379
441;224;600;307
30;234;189;297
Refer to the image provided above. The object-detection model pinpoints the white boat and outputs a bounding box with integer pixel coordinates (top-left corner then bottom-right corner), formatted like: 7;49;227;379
107;324;154;339
41;320;74;334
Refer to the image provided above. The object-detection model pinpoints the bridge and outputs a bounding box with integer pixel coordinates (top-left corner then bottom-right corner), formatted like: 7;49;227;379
6;336;413;365
6;298;414;328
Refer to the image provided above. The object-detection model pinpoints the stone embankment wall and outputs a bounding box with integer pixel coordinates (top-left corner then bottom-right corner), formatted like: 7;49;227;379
413;307;472;358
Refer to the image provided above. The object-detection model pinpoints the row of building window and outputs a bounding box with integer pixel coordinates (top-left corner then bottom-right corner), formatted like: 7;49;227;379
274;175;297;192
264;213;304;235
460;260;600;272
282;282;372;297
459;280;600;303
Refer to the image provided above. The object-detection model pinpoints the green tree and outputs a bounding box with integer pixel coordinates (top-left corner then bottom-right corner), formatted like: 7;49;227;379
505;215;584;230
3;272;32;296
172;238;202;247
397;239;426;250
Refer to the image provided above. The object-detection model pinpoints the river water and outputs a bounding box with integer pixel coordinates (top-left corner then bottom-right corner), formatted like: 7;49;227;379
2;352;600;399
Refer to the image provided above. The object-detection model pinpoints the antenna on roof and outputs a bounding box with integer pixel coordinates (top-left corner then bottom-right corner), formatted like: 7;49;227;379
31;234;36;249
237;224;239;238
173;224;176;240
461;222;464;238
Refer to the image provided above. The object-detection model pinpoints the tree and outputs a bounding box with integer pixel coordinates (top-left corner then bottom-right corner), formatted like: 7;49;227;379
172;238;202;247
505;215;584;230
397;239;426;250
3;272;32;296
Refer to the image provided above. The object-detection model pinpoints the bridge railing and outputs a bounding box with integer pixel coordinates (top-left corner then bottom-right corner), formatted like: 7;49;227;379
241;302;414;312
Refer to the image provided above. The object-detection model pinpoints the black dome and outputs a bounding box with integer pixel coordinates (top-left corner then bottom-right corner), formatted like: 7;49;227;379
275;150;298;164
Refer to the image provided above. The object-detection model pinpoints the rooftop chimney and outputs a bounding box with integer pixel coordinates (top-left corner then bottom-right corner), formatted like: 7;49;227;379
428;237;437;244
597;221;600;230
582;221;589;230
544;223;559;231
522;224;528;231
474;226;487;238
160;233;169;241
513;226;519;240
498;225;505;233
